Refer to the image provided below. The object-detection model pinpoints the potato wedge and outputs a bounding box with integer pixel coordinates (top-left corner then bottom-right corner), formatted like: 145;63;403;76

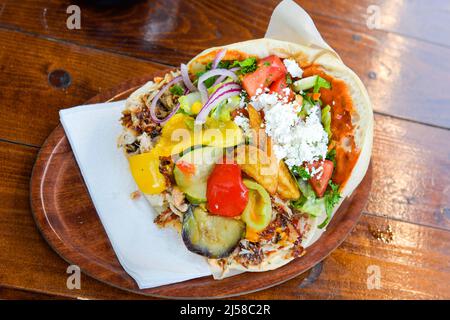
246;105;300;200
247;104;271;154
277;161;301;200
235;145;278;195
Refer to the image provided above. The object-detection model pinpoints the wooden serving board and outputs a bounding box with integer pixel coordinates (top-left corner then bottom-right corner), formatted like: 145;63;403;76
30;72;372;299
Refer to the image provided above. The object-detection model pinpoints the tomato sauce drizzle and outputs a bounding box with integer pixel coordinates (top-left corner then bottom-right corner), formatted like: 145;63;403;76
302;66;360;187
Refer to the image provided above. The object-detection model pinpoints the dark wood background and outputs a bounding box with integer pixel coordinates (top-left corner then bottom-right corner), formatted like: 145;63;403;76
0;0;449;299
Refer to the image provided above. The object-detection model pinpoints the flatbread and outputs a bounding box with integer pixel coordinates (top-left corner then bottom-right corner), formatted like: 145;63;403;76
188;39;373;278
120;38;373;279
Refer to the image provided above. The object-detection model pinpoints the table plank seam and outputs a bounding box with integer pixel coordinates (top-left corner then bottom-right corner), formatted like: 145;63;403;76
373;111;450;131
0;138;40;149
308;9;450;51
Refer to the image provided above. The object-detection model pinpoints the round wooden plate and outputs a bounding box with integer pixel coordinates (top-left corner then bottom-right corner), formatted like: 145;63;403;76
30;71;372;299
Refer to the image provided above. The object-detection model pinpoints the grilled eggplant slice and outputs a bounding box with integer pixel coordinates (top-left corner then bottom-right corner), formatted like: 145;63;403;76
182;206;245;259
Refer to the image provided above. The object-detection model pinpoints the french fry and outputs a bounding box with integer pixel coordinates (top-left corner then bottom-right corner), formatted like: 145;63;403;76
235;145;278;195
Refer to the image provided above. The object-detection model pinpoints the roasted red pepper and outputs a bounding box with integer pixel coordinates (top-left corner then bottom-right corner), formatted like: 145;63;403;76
206;163;249;217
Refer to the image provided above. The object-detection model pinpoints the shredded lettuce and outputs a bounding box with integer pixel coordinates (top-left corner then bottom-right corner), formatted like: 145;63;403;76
298;94;315;118
179;92;201;115
301;197;326;218
291;178;341;228
313;76;331;93
322;105;332;139
211;96;240;122
290;181;324;217
318;181;341;229
297;179;316;200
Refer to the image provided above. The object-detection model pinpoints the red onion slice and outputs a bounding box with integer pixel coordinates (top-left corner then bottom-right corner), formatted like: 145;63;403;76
211;49;226;69
150;75;183;124
180;63;197;92
198;69;239;104
213;67;240;87
195;83;241;125
195;89;240;125
204;82;241;109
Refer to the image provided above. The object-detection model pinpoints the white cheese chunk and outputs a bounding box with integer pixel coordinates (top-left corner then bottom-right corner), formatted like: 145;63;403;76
233;115;250;133
283;59;303;78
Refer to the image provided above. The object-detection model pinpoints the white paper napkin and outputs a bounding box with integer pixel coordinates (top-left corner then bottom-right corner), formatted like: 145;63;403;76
60;101;211;289
59;0;336;289
265;0;338;57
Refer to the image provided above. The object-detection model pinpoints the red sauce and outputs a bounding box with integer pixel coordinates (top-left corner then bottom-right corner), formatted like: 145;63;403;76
302;66;360;187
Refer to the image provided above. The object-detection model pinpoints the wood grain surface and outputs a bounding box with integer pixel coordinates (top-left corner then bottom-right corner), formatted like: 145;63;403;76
0;0;449;299
1;0;449;128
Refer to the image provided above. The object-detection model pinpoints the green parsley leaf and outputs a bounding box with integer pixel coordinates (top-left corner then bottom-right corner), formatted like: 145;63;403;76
206;60;232;70
291;165;311;180
231;57;257;75
286;73;293;85
194;71;216;88
169;84;184;96
239;90;249;102
326;149;337;167
218;60;231;69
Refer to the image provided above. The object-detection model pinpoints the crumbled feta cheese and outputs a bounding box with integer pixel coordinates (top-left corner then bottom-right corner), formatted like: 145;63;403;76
253;92;328;168
310;164;324;179
234;115;250;133
282;88;291;95
251;93;279;110
283;59;303;78
239;94;247;108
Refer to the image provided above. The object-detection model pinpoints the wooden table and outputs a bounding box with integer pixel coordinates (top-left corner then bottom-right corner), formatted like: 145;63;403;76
0;0;449;300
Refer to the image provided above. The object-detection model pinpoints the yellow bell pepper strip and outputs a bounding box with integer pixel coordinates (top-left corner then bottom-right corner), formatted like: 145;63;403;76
128;113;244;195
128;152;166;194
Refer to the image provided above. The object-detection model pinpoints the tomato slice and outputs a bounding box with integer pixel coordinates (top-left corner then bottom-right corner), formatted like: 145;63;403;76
207;163;249;217
306;160;334;198
242;55;287;97
269;76;294;102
